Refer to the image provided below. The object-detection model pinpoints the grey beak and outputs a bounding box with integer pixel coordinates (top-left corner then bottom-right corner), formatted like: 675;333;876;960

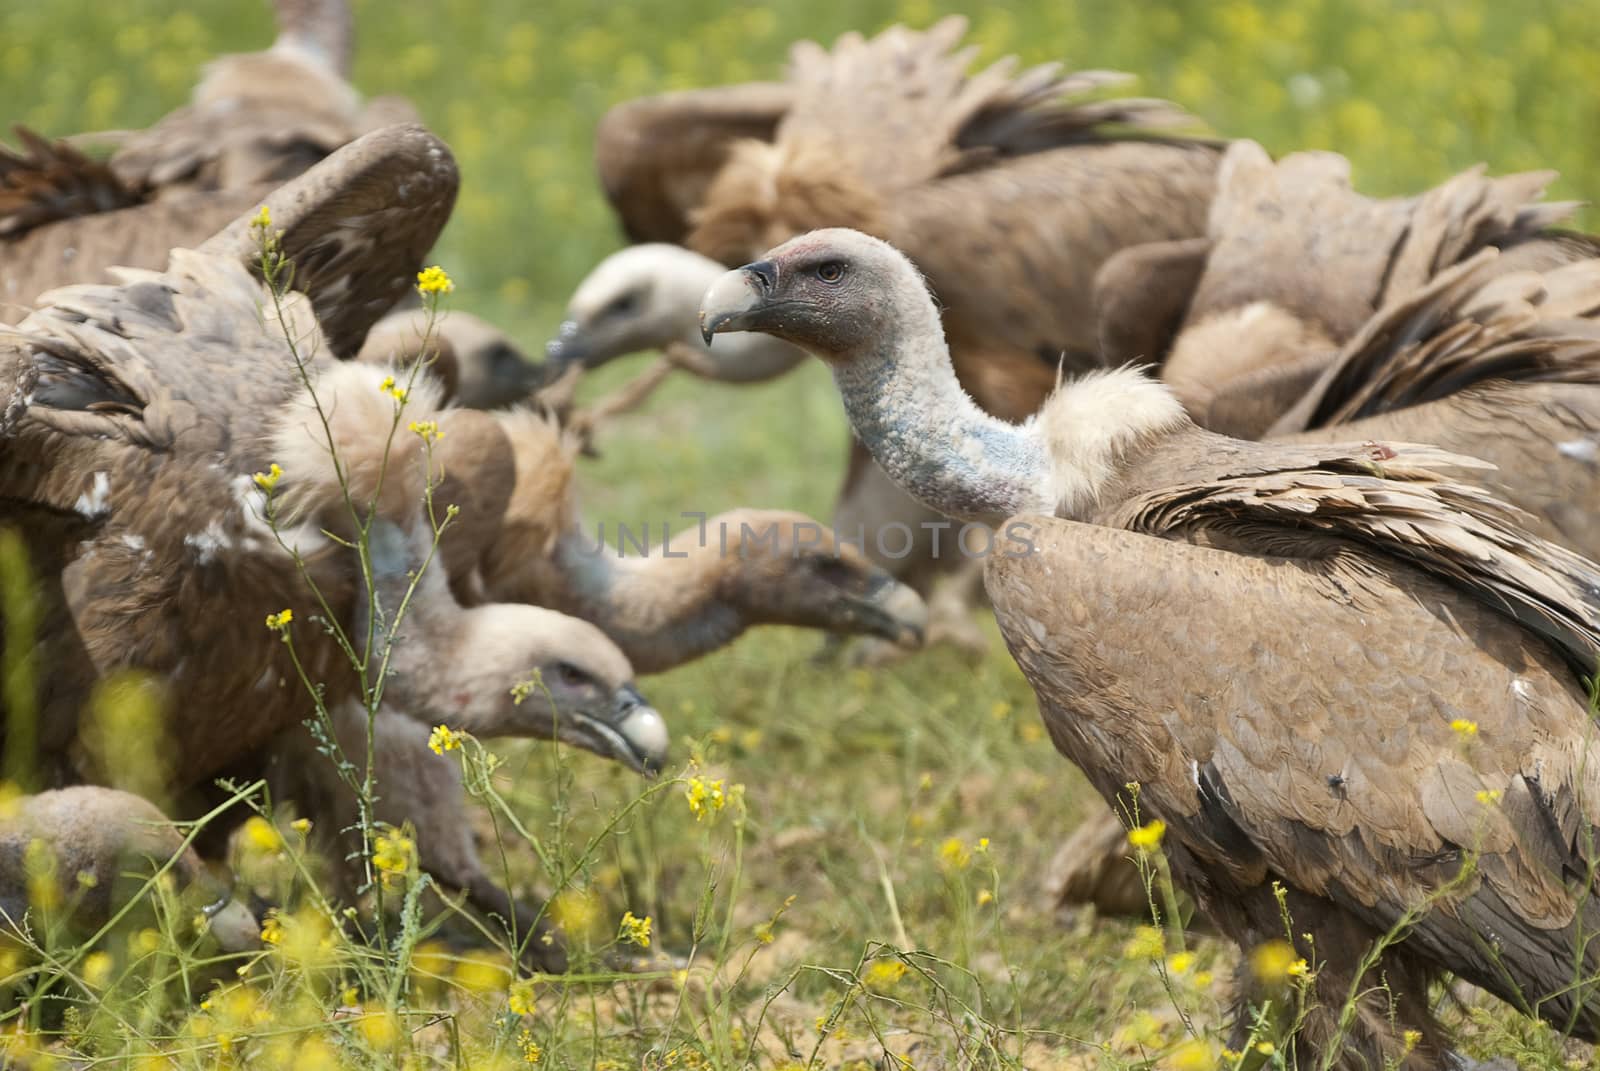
855;575;930;649
611;683;669;776
698;261;774;344
544;319;587;367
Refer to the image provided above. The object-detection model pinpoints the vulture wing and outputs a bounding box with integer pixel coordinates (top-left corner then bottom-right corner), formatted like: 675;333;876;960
1186;140;1576;340
988;514;1600;1038
594;82;792;245
0;126;140;239
1272;251;1600;433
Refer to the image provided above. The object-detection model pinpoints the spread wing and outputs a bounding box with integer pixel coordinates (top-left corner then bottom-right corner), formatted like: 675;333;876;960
594;81;792;245
1272;251;1600;433
0;126;140;239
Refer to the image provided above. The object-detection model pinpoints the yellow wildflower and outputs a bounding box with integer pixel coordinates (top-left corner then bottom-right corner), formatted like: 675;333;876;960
863;959;907;992
1127;818;1167;851
290;817;311;835
1255;1041;1276;1055
378;375;410;404
1169;1038;1218;1071
550;888;601;939
518;1030;541;1065
976;888;994;906
260;912;282;946
1476;789;1503;805
428;724;462;755
753;921;775;944
1450;718;1479;737
241;816;283;854
1166;951;1195;975
372;828;415;883
1193;970;1214;988
1287;958;1311;977
684;775;727;821
1250;940;1301;984
1122;925;1164;961
989;700;1012;719
976;837;990;852
265;608;293;632
508;977;538;1016
1401;1030;1422;1053
82;951;113;990
357;1005;399;1049
408;419;444;443
416;265;455;296
617;910;651;948
938;837;970;870
131;928;162;956
252;463;283;493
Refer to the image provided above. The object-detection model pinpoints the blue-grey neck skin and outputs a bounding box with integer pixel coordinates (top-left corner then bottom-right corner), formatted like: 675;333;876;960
828;299;1050;525
548;528;744;675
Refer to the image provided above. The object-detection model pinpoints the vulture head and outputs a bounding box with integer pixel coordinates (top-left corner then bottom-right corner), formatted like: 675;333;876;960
709;509;927;648
548;244;721;370
357;307;542;409
424;602;671;776
547;244;806;382
699;228;924;362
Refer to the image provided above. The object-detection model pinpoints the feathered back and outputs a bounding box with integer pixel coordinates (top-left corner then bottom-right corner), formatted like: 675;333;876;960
267;361;446;537
1271;250;1600;433
0;126;140;238
1188;140;1578;341
688;17;1204;263
1109;440;1600;682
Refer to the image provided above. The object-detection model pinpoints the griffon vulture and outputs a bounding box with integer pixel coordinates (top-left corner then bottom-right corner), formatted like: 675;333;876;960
701;228;1600;1067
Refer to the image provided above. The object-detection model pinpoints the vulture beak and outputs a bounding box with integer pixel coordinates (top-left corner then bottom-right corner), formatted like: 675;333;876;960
699;260;775;344
564;683;670;776
849;574;929;649
543;319;590;369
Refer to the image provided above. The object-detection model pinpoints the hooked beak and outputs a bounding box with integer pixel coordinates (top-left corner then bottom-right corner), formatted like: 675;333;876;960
699;260;775;344
561;682;670;776
845;574;929;649
543;319;592;369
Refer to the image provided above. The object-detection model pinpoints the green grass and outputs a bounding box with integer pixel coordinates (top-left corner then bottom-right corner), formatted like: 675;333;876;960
5;1;1600;1068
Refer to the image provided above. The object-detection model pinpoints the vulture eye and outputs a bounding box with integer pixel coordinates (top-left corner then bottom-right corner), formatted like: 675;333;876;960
555;662;590;688
815;261;846;284
603;292;639;318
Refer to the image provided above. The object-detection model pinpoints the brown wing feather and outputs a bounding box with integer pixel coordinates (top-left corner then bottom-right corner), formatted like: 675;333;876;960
594;82;792;246
0;126;140;239
1106;439;1600;680
1273;251;1600;433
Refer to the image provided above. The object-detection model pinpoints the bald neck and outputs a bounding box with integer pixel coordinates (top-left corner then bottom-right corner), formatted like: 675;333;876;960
536;525;746;675
827;280;1052;524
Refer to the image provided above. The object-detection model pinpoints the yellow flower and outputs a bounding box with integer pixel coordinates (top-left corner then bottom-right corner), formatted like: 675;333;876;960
1122;925;1165;961
1166;951;1195;975
508;977;538;1016
519;1030;542;1065
550;888;601;939
428;724;462;755
684;775;727;821
251;205;271;231
241;816;283;854
408;420;444;443
290;817;312;835
1476;789;1502;805
416;265;455;296
357;1005;399;1049
252;463;283;493
1127;818;1167;851
1250;939;1302;984
1287;958;1311;978
617;910;651;948
938;837;970;870
976;888;994;906
372;828;415;882
260;912;282;946
1255;1041;1276;1055
265;609;293;632
863;959;907;992
976;837;990;852
82;951;113;990
1193;970;1214;989
378;375;410;404
1450;718;1479;737
1401;1029;1422;1053
1169;1038;1218;1071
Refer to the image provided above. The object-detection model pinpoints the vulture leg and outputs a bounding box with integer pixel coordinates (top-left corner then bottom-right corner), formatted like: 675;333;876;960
988;516;1600;1063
